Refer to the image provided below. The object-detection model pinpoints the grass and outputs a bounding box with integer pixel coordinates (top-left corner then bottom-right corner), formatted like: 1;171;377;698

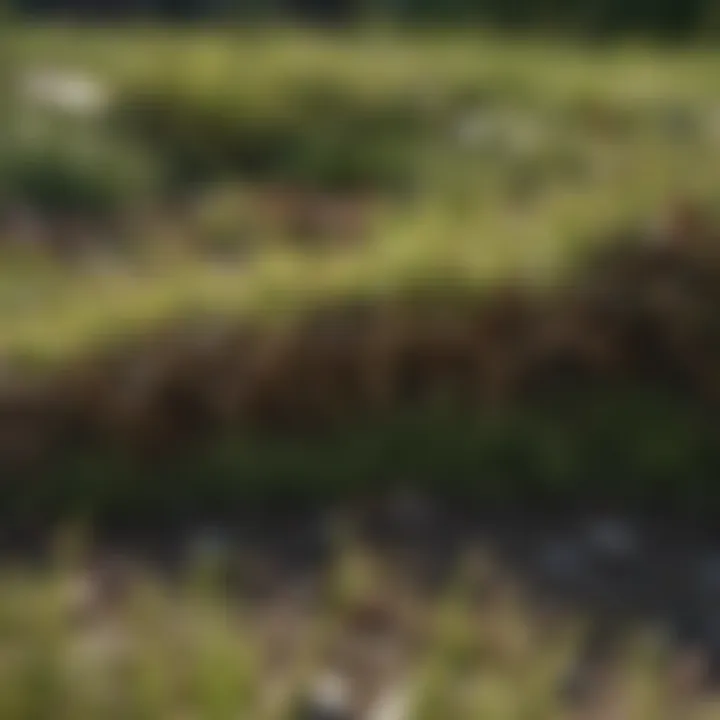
0;533;702;720
1;28;720;718
2;25;720;365
0;26;718;514
0;143;714;367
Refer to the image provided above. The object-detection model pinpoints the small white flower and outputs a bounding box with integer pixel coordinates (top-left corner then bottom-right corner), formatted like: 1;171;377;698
308;670;352;715
18;67;111;116
367;683;413;720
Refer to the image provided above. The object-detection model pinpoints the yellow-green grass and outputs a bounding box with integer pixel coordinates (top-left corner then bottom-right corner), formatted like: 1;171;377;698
0;164;715;368
9;25;720;104
0;535;700;720
3;27;720;367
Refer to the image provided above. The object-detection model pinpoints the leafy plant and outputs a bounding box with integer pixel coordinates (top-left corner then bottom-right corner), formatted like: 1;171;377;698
0;113;162;218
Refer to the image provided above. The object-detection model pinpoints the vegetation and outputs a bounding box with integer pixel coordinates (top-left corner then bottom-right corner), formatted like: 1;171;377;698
0;531;712;720
1;24;720;720
0;28;719;514
2;29;720;358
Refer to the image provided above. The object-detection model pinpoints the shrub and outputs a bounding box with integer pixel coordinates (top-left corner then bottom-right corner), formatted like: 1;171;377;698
0;113;162;219
112;79;431;193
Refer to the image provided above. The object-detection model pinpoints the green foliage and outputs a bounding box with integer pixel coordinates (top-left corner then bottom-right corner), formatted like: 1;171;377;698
0;114;161;217
0;389;714;529
0;547;685;720
113;79;428;193
0;30;716;525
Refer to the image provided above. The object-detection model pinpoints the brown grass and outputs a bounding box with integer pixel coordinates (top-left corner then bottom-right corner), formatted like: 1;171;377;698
0;216;714;471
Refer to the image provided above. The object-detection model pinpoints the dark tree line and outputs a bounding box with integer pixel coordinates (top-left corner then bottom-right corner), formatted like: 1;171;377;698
10;0;720;37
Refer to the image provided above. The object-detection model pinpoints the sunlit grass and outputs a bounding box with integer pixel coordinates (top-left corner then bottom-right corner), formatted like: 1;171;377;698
10;26;720;105
3;27;720;366
0;163;713;366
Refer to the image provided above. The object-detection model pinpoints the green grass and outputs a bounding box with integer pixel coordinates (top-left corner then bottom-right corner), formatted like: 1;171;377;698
0;536;695;720
1;26;720;364
2;31;720;716
0;27;718;519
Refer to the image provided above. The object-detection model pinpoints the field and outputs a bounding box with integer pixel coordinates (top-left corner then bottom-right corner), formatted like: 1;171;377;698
0;27;718;506
3;27;720;364
2;27;720;718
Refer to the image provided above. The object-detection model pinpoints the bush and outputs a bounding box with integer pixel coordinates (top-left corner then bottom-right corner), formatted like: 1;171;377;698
0;113;162;218
112;78;432;192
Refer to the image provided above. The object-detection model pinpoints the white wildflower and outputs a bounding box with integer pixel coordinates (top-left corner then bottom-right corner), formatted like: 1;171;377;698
306;670;352;717
18;67;111;117
367;683;413;720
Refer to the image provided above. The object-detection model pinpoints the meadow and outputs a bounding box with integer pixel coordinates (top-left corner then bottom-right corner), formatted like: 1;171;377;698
0;27;719;506
2;26;720;363
3;25;720;719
